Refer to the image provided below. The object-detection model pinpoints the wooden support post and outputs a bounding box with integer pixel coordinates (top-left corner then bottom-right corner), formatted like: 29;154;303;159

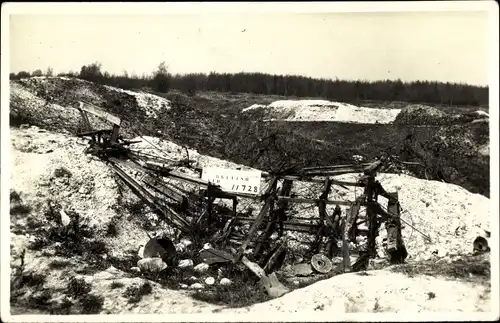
386;192;408;263
366;205;377;257
347;198;362;241
207;194;215;225
110;124;120;144
255;179;292;257
232;197;238;218
341;217;351;273
235;177;278;262
311;178;332;254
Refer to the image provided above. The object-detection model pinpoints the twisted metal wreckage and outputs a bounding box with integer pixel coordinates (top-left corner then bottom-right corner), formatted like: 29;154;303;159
74;101;425;298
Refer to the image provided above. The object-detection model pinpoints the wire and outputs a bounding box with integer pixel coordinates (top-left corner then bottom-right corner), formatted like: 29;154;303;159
378;202;431;242
399;207;417;243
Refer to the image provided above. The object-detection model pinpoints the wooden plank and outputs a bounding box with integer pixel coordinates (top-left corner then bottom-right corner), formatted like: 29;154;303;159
300;163;372;171
79;101;121;125
200;248;235;264
241;256;266;278
143;175;187;202
77;104;93;131
236;194;274;259
111;163;191;232
139;162;210;187
143;180;185;205
255;179;292;256
263;241;287;273
300;170;365;177
341;218;351;273
261;173;360;186
235;177;278;260
277;196;355;206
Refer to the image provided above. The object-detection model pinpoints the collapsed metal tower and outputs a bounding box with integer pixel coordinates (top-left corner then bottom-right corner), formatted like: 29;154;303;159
75;101;409;297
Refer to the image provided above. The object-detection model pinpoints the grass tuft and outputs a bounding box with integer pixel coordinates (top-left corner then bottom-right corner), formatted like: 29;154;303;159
123;282;153;304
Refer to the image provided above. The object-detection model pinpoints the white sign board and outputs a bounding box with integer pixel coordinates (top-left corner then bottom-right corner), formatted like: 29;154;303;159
202;167;261;195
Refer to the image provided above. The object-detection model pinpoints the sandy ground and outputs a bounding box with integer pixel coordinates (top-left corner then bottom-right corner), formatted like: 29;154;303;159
242;100;401;124
221;269;490;314
8;126;493;315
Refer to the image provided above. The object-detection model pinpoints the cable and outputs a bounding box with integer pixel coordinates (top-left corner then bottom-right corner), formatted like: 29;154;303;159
378;202;431;242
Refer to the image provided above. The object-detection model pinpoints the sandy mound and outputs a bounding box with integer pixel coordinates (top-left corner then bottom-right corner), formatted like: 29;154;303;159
331;173;489;260
9;127;492;315
242;100;401;124
103;85;171;118
10;126;121;229
223;266;490;314
10;77;171;132
394;104;487;125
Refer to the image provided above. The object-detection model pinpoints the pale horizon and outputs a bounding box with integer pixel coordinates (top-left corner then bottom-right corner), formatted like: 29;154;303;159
8;9;493;86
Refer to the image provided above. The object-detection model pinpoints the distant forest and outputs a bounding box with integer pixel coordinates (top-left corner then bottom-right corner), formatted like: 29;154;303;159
10;62;489;106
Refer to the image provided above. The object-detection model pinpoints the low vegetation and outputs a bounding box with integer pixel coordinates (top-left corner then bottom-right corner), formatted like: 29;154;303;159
122;282;153;304
10;61;487;106
390;254;490;281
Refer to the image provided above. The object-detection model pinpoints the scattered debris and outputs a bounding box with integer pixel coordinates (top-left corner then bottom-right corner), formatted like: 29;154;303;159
178;259;194;268
311;254;333;274
219;278;232;286
136;258;167;273
194;263;210;273
291;263;314;277
60;210;71;227
189;283;204;290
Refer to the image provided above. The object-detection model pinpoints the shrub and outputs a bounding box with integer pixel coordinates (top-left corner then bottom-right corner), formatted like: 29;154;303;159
109;281;124;289
67;276;92;298
151;62;171;93
10;204;32;216
10;190;21;203
122;282;153;303
105;218;119;237
20;272;47;288
78;294;104;314
53;167;72;178
27;290;52;309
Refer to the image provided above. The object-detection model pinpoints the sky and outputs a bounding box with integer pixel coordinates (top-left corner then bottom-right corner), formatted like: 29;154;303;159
8;8;493;86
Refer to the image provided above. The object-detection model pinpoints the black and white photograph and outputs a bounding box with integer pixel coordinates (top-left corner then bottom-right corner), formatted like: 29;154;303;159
1;2;498;321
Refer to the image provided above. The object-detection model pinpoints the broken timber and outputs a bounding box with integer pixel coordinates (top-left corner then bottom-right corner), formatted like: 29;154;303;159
74;104;412;293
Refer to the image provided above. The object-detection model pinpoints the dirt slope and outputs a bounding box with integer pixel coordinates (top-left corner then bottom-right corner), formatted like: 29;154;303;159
9;126;492;315
221;265;490;314
7;77;493;316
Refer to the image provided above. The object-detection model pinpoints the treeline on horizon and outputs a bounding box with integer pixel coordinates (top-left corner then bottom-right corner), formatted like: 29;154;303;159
10;62;488;106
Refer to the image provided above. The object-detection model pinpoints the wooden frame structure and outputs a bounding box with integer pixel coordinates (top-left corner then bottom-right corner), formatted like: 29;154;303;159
75;102;408;296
